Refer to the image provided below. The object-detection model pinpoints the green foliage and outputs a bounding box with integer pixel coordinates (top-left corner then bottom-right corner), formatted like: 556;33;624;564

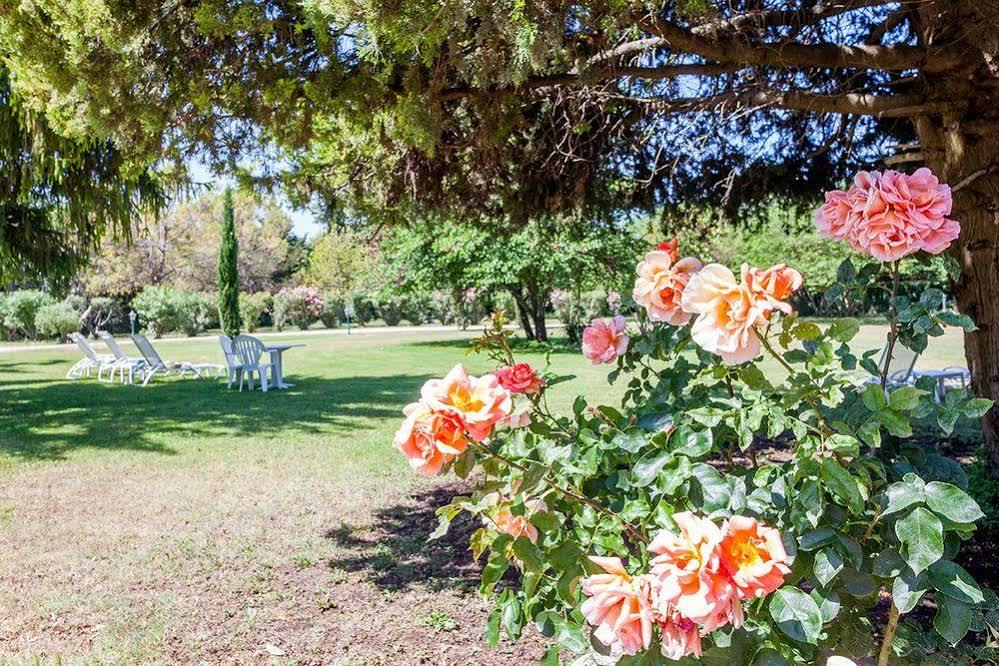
0;67;164;283
238;292;272;333
33;301;81;340
418;258;993;663
217;189;242;337
133;286;216;337
1;290;56;338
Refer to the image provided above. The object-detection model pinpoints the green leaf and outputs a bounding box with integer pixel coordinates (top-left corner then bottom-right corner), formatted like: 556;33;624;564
632;451;673;488
827;318;861;342
826;434;860;457
613;429;648;454
799;527;837;551
813;548;844;587
883;481;925;515
485;608;501;647
893;568;929;614
502;594;523;640
889;386;923;411
551;616;587;653
670;425;712;458
691;463;731;513
820;459;863;515
924;482;985;524
933;595;972;645
513;537;545;573
810;588;841;623
927;560;985;605
937;311;976;331
877;408;913;438
862;384;887;411
752;649;788;666
962;398;994;418
769;587;823;644
895;507;944;575
480;553;510;596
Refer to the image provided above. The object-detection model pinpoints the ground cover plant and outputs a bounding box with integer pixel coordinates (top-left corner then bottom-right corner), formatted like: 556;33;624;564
395;169;997;664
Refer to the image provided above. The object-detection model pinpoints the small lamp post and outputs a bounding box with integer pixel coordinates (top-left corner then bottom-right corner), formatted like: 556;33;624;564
344;303;353;335
129;310;137;335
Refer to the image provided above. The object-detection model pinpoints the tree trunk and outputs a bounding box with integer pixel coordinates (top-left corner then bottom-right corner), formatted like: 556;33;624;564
525;282;548;342
913;0;999;474
509;285;536;341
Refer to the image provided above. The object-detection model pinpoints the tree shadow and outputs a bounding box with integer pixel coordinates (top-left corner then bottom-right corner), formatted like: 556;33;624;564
0;372;431;461
324;484;483;592
405;336;579;355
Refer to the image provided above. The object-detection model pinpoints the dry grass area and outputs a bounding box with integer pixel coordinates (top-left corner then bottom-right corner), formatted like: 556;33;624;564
0;325;967;663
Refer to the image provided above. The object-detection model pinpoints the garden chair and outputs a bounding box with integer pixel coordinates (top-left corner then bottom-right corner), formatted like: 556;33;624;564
869;341;920;389
219;335;243;389
97;331;146;384
231;334;273;392
66;333;115;381
130;334;223;386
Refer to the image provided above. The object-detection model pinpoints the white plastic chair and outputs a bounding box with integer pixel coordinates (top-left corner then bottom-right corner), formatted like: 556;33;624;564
67;333;115;381
130;334;223;386
866;341;919;389
219;335;243;389
232;335;273;392
97;331;146;384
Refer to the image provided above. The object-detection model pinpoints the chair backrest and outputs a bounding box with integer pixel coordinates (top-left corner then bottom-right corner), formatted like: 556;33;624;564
98;331;127;361
130;334;164;368
69;333;100;363
219;335;241;370
878;340;919;382
232;335;264;368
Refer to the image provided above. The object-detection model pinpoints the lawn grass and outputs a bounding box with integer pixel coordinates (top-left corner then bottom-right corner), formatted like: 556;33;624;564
0;324;967;662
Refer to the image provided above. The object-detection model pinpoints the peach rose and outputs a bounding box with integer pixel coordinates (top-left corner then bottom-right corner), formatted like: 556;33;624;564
648;512;736;626
633;250;704;325
718;516;790;600
420;364;512;442
496;408;532;430
815;168;959;262
483;494;547;543
494;363;545;395
657;612;703;660
681;264;800;365
580;557;655;655
393;401;468;476
581;316;630;365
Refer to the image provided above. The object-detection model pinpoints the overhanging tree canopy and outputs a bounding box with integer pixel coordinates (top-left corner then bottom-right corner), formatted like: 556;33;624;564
1;1;997;469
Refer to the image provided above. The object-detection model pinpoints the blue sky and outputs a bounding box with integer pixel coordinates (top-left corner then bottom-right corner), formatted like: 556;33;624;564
186;159;325;238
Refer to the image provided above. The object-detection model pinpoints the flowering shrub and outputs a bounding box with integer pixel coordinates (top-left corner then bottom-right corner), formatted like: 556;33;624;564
239;292;272;332
273;286;323;330
393;168;995;664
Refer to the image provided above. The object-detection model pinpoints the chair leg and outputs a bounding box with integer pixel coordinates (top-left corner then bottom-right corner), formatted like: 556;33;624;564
261;368;268;393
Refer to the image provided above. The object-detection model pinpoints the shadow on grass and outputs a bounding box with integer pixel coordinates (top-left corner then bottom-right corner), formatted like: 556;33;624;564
324;484;481;592
0;369;430;462
406;335;579;355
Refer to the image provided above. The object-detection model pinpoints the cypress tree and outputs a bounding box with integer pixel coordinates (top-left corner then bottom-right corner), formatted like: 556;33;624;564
217;188;242;337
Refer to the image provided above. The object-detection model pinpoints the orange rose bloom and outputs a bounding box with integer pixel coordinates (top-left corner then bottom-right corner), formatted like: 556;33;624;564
393;401;468;476
421;364;512;441
718;516;791;600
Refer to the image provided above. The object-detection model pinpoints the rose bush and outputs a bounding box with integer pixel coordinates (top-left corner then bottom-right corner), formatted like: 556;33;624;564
393;168;995;664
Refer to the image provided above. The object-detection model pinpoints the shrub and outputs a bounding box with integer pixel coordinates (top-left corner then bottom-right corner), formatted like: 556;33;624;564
320;294;344;328
377;296;406;326
176;292;217;337
80;297;125;336
133;286;179;337
391;174;994;664
34;301;81;341
1;290;57;339
274;286;322;330
348;293;377;325
239;292;271;333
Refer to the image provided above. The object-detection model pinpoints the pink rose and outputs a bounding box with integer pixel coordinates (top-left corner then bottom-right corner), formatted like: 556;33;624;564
681;264;800;365
633;250;704;325
393;402;468;476
717;516;791;600
648;512;737;627
494;363;545;395
420;364;512;442
580;557;656;655
496;409;532;430
581;316;630;365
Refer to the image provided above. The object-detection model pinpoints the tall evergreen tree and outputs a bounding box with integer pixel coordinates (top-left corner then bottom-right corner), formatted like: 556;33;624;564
217;188;242;337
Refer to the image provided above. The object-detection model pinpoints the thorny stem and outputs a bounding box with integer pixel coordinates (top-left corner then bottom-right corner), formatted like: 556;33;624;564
758;334;833;438
469;442;649;545
880;261;901;391
878;603;900;666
